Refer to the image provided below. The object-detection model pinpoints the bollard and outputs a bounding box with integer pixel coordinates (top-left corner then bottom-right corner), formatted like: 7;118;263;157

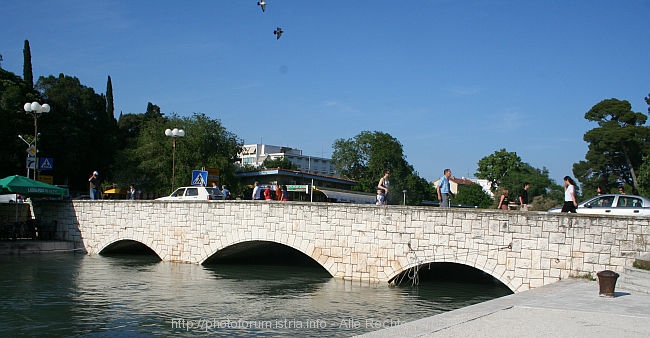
596;270;619;297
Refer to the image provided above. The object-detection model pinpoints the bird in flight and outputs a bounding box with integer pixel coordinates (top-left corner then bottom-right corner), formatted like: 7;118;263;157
274;27;283;39
257;1;266;12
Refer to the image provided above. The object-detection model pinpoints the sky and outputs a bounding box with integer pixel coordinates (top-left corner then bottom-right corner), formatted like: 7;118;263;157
2;0;649;185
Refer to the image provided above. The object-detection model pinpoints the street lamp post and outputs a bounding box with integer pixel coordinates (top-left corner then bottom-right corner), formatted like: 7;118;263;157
165;128;185;192
23;102;50;180
403;189;407;205
17;134;31;178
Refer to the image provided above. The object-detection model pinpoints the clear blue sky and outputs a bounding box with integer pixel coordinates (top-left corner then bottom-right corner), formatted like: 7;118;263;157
3;1;649;184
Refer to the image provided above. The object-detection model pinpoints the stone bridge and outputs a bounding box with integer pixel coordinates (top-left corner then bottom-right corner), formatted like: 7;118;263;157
33;200;649;293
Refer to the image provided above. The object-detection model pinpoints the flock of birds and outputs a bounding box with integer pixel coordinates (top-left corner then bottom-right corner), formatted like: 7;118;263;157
257;0;283;40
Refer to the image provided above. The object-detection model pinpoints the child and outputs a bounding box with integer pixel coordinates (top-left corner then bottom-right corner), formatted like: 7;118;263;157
376;189;385;205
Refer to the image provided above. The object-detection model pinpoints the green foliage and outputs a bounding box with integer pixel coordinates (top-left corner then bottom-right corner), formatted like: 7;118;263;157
573;98;650;196
116;112;243;196
37;73;118;191
262;157;297;170
475;149;524;191
530;195;561;211
476;149;561;204
331;131;435;205
0;68;37;176
106;76;114;120
23;40;33;88
636;155;650;196
454;183;493;208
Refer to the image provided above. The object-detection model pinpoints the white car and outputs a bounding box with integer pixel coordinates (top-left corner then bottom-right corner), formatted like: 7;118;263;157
0;194;23;203
156;186;224;201
548;194;650;216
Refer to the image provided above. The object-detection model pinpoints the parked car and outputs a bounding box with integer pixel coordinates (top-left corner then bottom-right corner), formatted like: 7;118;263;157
0;194;23;203
156;186;225;201
548;194;650;216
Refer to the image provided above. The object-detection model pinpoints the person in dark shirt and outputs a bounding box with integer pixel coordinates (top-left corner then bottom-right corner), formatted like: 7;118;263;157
519;182;530;211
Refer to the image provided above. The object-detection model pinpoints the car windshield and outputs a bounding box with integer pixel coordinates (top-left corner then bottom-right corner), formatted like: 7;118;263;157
585;196;614;207
170;188;185;197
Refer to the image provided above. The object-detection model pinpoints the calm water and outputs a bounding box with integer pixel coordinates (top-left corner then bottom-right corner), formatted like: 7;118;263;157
0;254;511;337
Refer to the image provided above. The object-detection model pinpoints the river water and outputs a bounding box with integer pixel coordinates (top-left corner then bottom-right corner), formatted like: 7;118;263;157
0;253;511;337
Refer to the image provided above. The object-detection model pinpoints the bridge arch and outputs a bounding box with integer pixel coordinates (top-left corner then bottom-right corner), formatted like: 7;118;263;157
201;239;334;276
388;250;515;292
99;239;160;257
389;260;513;292
97;237;162;260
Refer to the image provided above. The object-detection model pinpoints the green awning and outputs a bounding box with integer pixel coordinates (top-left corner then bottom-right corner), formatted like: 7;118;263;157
0;175;67;197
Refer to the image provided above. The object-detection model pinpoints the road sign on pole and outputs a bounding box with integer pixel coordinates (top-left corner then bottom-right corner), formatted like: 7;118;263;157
39;157;54;171
191;170;208;186
26;145;36;156
26;157;36;169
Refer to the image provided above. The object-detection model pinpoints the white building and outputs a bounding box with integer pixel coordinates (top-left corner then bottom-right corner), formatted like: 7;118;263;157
239;144;338;176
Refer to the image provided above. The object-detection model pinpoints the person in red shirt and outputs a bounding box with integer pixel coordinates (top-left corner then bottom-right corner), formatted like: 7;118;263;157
263;185;272;200
275;185;282;201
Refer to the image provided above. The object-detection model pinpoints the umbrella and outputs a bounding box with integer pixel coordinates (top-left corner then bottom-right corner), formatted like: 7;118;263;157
0;175;67;197
0;175;67;226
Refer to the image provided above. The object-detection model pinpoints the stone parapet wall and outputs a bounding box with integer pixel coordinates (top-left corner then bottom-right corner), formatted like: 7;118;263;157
33;200;650;292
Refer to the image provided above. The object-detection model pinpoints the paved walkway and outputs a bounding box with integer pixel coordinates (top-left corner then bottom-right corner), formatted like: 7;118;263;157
359;279;650;337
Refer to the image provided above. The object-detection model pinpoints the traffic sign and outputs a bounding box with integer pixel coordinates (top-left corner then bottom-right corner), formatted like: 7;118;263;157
191;170;208;186
27;145;36;156
39;157;54;171
38;175;54;184
26;157;35;169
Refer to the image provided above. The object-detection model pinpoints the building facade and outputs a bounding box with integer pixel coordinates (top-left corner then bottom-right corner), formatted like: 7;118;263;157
239;144;337;176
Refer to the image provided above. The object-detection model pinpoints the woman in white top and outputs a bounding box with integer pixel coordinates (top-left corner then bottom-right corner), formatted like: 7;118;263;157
378;170;390;205
561;176;578;213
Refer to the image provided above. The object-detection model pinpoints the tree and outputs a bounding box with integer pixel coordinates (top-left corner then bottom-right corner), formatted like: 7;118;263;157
454;183;493;208
106;75;114;121
573;98;650;195
262;157;297;170
118;112;242;196
23;40;33;88
476;148;562;205
475;149;524;191
331;131;435;205
636;93;650;196
0;68;38;176
37;73;118;190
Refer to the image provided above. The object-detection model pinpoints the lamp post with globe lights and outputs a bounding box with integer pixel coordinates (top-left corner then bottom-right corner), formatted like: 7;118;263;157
23;101;50;180
165;128;185;192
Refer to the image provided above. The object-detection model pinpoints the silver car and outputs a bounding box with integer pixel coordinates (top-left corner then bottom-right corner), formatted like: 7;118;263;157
549;194;650;216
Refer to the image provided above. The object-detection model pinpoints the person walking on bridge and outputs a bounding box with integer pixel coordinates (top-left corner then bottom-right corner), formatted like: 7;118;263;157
561;176;578;213
252;182;262;200
378;170;390;205
88;171;100;200
437;169;452;208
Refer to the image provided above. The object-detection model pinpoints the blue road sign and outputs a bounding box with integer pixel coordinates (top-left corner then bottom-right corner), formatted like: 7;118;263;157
191;170;208;186
39;157;54;171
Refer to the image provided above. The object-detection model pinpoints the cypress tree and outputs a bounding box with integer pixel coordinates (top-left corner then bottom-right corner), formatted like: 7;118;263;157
23;40;33;87
106;75;115;120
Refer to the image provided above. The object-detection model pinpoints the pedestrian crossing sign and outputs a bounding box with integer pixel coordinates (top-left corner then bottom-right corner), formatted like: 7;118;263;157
39;157;54;171
191;170;208;186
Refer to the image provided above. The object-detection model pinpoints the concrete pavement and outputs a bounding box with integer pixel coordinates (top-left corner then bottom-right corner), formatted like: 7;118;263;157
359;278;650;337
